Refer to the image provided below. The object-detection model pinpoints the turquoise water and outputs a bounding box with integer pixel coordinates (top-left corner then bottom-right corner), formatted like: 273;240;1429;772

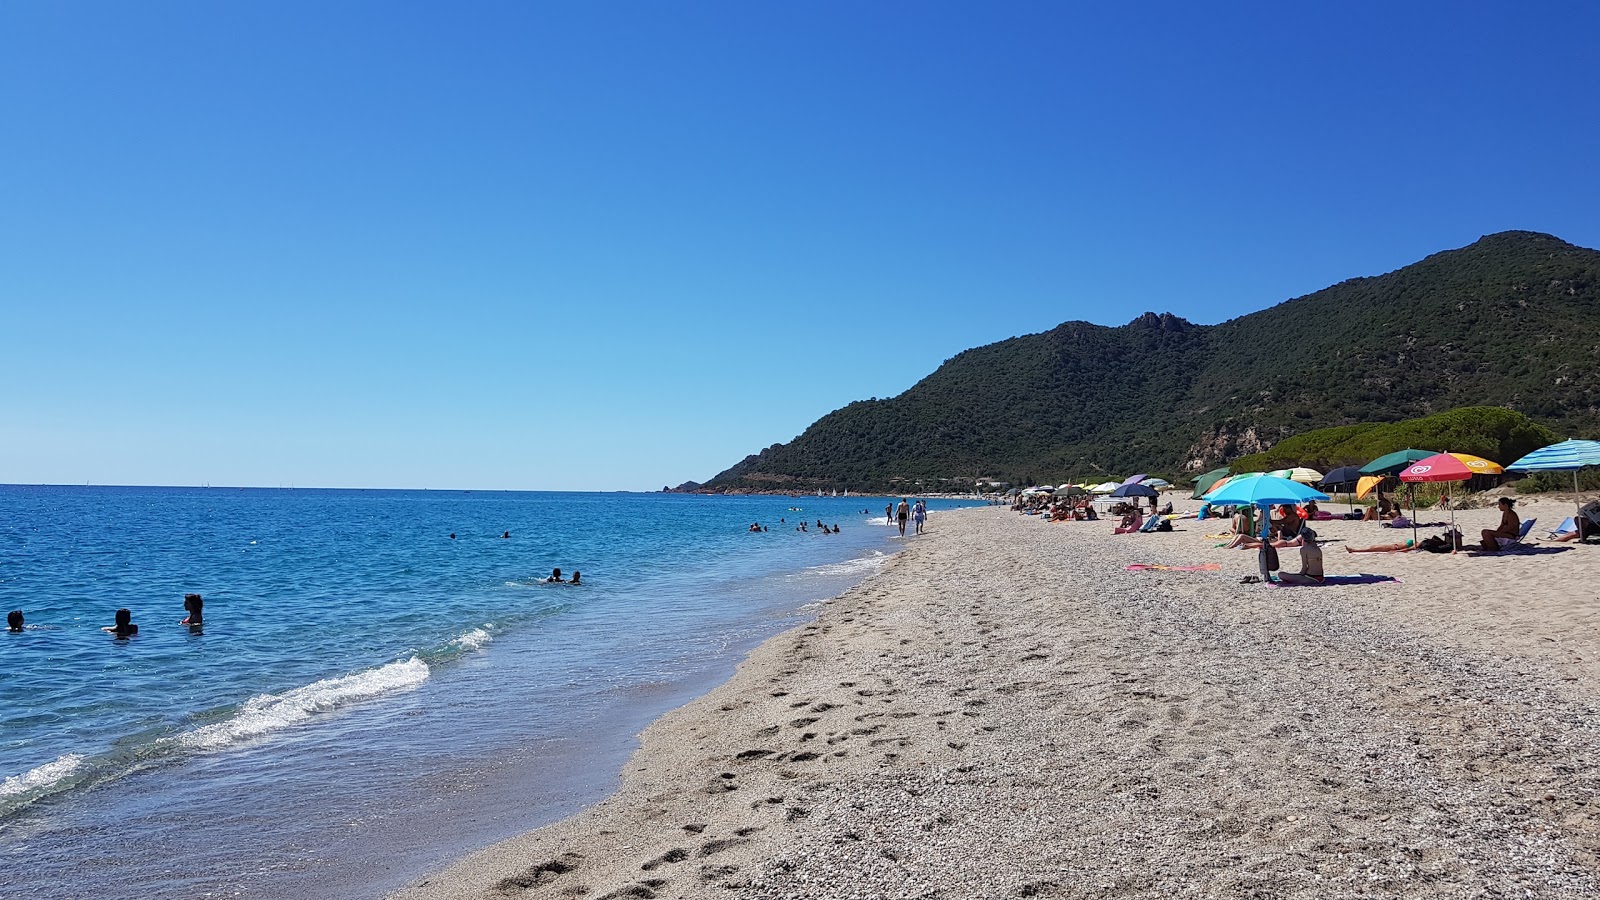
0;486;973;898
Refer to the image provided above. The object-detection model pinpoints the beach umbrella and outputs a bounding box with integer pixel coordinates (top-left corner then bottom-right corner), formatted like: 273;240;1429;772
1205;476;1330;582
1090;481;1120;494
1319;465;1364;513
1057;484;1087;496
1268;466;1324;484
1359;448;1438;476
1191;466;1230;499
1355;475;1384;499
1399;453;1479;547
1109;483;1158;499
1507;439;1600;526
1320;466;1363;488
1201;471;1264;500
1448;453;1504;476
1121;473;1149;485
1143;478;1171;488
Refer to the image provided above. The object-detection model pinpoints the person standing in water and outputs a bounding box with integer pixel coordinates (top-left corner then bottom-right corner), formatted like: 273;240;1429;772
545;568;565;583
181;594;203;626
896;499;910;537
7;610;22;632
885;504;893;525
103;608;138;638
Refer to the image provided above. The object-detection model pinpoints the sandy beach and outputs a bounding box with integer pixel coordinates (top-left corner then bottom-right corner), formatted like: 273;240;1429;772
396;498;1600;899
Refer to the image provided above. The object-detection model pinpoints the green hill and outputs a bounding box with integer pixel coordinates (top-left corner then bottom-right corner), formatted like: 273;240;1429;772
1225;407;1560;473
694;231;1600;493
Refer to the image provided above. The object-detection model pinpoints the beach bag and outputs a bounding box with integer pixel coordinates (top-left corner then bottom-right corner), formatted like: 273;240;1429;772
1155;520;1173;532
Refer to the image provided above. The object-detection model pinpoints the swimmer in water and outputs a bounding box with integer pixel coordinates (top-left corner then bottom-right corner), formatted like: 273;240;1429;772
502;531;511;539
569;571;581;585
545;568;565;583
7;610;22;632
103;608;139;638
449;533;457;540
181;593;204;626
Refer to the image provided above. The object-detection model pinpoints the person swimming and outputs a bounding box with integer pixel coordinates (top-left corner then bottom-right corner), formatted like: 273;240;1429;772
6;610;22;633
103;608;138;638
545;568;565;583
569;571;581;585
502;531;511;539
181;593;204;626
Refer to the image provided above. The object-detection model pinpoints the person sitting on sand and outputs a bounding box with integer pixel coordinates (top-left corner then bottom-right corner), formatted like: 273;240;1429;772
1302;500;1319;520
1345;539;1416;553
1271;504;1303;540
569;571;581;585
545;568;565;583
1276;527;1325;584
7;610;22;633
1231;506;1256;536
1113;509;1144;535
1480;497;1521;552
181;593;203;626
103;608;138;638
1225;531;1304;551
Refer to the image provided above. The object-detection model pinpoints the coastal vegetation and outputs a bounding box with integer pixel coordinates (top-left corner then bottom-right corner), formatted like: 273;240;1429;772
690;231;1600;493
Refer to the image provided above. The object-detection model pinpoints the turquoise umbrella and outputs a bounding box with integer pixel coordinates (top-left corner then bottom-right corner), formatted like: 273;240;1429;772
1206;476;1330;582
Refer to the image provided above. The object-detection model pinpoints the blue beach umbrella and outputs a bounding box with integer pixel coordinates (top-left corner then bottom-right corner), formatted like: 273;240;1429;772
1206;476;1330;582
1507;440;1600;518
1109;483;1158;499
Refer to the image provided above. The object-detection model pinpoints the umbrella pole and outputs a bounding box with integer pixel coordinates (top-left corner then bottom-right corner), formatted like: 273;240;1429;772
1409;484;1418;547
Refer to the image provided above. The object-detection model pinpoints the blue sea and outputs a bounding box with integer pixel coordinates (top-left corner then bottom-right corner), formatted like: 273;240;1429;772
0;486;974;898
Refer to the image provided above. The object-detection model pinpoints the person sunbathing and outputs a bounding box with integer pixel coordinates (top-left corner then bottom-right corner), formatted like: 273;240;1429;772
1479;497;1521;552
1113;511;1144;535
1271;504;1303;539
1345;539;1416;553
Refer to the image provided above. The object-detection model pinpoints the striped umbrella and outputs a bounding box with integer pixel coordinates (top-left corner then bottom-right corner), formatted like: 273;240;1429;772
1507;440;1600;523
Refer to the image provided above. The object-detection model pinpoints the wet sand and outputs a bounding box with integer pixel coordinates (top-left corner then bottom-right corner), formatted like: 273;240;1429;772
396;498;1600;899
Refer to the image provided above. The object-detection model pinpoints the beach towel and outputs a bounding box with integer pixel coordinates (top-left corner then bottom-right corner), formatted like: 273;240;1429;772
1204;533;1234;539
1384;520;1447;529
1125;564;1222;572
1269;574;1400;586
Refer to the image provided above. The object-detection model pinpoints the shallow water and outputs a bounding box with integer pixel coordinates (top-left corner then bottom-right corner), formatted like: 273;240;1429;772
0;487;973;898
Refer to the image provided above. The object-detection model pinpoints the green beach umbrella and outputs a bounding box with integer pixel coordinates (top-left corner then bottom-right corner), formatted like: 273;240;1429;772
1358;448;1438;476
1191;466;1230;499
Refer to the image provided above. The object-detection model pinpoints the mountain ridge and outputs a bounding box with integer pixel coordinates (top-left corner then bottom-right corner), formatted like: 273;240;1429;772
687;231;1600;492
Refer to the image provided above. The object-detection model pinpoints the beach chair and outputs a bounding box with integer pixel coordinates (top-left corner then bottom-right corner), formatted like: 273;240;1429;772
1546;517;1577;540
1497;518;1536;550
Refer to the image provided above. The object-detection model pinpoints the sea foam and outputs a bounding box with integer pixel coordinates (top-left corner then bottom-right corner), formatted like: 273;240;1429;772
178;657;430;751
0;753;85;799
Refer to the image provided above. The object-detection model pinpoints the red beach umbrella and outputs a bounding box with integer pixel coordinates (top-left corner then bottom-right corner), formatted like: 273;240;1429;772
1399;453;1475;550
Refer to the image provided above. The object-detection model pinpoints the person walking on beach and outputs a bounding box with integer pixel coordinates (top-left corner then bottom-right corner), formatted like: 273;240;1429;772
885;504;893;525
896;499;910;537
913;500;927;534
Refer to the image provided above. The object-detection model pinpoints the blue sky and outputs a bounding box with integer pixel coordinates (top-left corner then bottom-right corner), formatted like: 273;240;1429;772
5;2;1598;490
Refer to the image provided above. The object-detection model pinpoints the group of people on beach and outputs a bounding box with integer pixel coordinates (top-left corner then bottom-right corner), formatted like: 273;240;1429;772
8;593;205;639
886;500;926;536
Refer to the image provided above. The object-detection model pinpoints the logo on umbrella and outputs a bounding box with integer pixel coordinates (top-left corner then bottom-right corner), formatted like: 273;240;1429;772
1408;464;1432;475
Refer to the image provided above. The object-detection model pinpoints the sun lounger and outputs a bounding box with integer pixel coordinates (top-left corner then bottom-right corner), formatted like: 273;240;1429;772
1547;517;1577;539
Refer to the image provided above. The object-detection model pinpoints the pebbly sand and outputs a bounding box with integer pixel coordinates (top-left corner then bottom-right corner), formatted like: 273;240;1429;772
395;497;1600;899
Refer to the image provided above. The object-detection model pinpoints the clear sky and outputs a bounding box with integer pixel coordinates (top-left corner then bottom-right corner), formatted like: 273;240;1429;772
5;2;1598;490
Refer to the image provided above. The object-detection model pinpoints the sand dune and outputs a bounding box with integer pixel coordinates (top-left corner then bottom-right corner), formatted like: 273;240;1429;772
396;498;1600;899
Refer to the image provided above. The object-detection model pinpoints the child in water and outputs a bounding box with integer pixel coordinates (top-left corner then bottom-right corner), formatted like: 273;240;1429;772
103;608;138;638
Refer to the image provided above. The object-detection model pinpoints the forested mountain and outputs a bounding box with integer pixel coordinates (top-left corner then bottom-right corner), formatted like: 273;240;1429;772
690;231;1600;493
